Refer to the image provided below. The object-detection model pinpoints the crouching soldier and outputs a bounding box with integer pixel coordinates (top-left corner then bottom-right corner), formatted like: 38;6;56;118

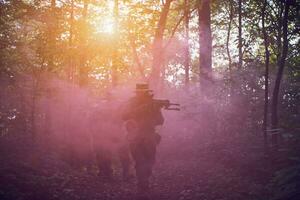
122;84;164;195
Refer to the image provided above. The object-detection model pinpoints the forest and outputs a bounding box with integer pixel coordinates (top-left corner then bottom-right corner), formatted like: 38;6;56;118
0;0;299;200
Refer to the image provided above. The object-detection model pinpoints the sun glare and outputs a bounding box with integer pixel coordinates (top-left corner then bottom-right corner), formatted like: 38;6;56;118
95;17;114;34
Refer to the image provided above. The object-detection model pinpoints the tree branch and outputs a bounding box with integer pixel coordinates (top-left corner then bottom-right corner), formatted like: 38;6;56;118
129;35;146;80
163;7;197;50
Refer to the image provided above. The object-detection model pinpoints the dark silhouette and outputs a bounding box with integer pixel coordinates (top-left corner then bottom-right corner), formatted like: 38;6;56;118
122;84;165;196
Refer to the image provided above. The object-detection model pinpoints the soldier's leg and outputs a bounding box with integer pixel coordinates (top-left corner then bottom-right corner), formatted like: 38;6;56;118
131;140;157;193
135;159;150;193
96;148;113;180
118;144;132;180
130;142;146;192
142;139;157;188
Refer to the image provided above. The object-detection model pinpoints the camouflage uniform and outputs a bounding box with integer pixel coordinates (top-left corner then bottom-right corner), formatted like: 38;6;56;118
122;91;164;192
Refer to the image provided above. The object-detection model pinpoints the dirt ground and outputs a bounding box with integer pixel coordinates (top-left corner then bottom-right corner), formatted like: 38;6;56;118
0;132;276;200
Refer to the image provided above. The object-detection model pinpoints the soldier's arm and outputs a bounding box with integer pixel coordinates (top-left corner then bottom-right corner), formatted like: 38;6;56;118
150;105;164;126
121;99;141;121
157;110;164;125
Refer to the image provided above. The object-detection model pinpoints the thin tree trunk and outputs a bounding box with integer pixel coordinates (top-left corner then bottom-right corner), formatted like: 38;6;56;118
262;0;270;151
66;0;75;164
111;0;119;87
271;1;290;144
44;0;56;136
226;0;233;75
31;75;38;140
48;0;56;71
276;0;284;62
198;0;212;91
150;0;173;89
31;89;36;139
238;0;243;69
129;35;146;80
184;0;190;86
68;0;74;82
79;0;89;86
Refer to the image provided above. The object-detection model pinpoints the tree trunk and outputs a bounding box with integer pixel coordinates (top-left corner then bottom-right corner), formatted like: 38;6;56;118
226;0;233;75
184;0;190;86
129;35;146;80
66;0;75;164
150;0;173;90
198;0;212;91
262;0;270;151
238;0;243;69
111;0;119;87
68;0;75;82
31;86;36;139
79;0;89;87
48;0;56;71
271;1;290;143
31;74;39;140
276;0;284;62
44;0;56;137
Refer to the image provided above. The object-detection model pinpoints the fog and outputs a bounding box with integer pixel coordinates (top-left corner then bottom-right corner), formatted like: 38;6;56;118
1;69;299;200
0;73;254;168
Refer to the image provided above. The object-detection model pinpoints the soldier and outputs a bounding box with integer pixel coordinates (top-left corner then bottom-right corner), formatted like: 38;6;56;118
90;98;132;181
122;84;164;195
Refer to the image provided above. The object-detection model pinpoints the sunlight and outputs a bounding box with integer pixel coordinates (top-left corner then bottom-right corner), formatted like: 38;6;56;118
93;1;117;34
95;17;114;34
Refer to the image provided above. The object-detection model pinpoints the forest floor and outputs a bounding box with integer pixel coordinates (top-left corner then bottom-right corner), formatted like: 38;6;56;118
0;133;278;200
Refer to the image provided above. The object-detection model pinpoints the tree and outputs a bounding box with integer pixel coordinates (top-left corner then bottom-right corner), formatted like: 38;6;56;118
46;0;57;72
184;0;190;86
67;0;75;82
262;0;270;150
238;0;243;69
150;0;174;90
271;0;291;131
79;0;89;86
226;0;233;75
112;0;119;87
198;0;212;91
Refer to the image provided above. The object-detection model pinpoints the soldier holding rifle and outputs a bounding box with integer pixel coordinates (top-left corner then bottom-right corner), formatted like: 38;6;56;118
122;83;179;197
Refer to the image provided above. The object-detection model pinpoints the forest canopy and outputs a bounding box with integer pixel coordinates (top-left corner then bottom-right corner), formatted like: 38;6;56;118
1;0;299;129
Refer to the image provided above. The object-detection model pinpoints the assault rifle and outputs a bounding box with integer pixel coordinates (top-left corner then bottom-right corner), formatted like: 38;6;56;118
153;99;180;111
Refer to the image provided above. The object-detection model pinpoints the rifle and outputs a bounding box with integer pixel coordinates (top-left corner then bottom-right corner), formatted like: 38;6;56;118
123;98;180;119
153;99;180;111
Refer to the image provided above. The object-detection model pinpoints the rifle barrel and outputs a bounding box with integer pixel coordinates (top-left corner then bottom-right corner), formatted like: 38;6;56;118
169;103;180;106
166;108;180;111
